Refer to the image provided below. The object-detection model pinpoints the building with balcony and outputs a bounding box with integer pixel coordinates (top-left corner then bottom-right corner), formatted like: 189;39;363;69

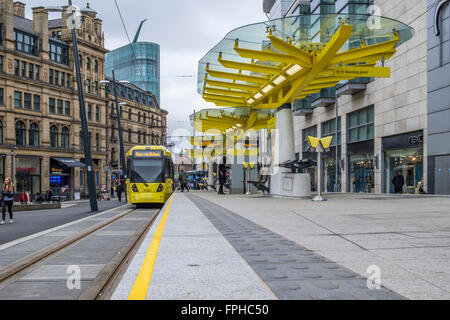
263;0;445;194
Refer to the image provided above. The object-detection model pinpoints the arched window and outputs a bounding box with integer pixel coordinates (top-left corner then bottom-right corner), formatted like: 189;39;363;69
95;106;100;121
138;112;141;123
96;133;100;151
151;115;154;127
143;113;146;124
151;133;155;145
61;127;70;149
86;57;91;70
0;121;3;145
50;125;59;149
128;109;132;120
15;121;26;146
143;132;146;145
138;131;141;144
120;105;123;118
94;60;98;73
29;122;39;147
128;129;132;142
155;135;159;145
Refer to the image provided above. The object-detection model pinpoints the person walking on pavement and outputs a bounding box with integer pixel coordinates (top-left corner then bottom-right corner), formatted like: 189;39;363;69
110;184;115;199
218;157;228;195
1;178;15;225
45;189;53;202
179;170;189;192
116;183;123;202
392;171;405;194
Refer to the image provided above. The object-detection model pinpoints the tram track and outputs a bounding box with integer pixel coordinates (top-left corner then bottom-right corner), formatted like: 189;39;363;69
0;206;161;300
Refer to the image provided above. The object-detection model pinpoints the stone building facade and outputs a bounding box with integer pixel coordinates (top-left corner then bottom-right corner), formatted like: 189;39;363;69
0;1;167;199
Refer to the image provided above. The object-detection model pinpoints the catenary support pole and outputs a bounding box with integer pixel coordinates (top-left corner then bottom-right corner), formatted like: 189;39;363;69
112;70;128;202
69;0;98;212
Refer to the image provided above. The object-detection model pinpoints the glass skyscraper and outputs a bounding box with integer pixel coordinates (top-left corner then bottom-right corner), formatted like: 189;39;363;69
105;42;160;104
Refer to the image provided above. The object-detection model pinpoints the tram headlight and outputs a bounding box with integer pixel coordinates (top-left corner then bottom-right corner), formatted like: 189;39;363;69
157;184;164;192
132;184;139;192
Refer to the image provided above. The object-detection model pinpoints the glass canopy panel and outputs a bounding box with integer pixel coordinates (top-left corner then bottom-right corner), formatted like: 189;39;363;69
198;14;414;95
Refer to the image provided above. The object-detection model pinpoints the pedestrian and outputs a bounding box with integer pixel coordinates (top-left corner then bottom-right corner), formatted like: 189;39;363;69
35;192;44;204
45;189;53;202
116;183;123;202
110;184;115;199
179;170;189;192
1;177;15;225
392;171;405;194
218;157;228;195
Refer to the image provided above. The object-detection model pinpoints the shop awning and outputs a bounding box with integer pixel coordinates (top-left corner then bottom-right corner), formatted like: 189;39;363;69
52;157;86;168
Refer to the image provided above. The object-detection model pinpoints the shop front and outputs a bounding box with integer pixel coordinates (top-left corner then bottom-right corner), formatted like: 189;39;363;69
51;157;86;200
323;147;341;192
15;156;41;195
347;140;375;193
383;131;424;194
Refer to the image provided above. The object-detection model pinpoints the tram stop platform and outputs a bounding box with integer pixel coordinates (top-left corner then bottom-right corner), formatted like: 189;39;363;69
111;191;450;300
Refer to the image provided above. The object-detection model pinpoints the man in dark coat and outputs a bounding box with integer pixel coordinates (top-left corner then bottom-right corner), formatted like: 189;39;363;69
392;171;405;194
179;170;189;193
218;157;228;195
116;183;123;202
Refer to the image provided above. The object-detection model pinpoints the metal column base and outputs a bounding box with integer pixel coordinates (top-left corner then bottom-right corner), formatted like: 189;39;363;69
312;195;327;202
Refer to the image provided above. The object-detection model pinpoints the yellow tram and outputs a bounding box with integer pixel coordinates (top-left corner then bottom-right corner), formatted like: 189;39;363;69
126;146;174;206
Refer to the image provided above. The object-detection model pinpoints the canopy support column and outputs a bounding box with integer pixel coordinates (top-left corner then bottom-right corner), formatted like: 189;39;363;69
270;103;310;198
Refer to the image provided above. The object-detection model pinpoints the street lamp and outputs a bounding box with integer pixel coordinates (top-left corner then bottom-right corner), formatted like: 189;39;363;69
100;74;129;201
10;145;16;184
46;2;98;212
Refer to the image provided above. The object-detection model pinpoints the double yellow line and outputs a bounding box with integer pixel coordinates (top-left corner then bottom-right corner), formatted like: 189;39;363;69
128;195;174;300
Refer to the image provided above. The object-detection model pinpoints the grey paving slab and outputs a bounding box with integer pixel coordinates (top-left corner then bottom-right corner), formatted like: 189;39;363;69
188;194;403;300
21;264;104;281
0;280;91;300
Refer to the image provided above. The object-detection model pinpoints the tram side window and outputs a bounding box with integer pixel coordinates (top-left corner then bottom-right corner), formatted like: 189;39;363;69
164;158;172;180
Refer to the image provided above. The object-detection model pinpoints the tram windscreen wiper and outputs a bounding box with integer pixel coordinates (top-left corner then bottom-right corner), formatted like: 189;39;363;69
130;158;164;183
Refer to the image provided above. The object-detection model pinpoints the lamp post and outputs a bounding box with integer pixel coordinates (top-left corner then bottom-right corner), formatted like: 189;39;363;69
100;72;129;201
46;2;98;212
335;90;340;193
10;145;16;184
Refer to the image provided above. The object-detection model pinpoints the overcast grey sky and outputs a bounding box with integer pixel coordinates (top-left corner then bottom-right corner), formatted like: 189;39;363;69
23;0;267;133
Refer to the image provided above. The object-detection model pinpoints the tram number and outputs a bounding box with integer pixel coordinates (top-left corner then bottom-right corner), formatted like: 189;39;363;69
225;305;269;316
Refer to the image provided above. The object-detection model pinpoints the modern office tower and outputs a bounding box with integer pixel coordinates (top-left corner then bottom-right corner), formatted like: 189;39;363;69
105;20;161;105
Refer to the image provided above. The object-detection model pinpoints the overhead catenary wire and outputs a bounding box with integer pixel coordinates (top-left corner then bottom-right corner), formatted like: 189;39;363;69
113;0;147;87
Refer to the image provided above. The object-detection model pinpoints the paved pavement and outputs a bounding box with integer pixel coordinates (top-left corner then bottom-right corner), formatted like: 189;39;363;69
0;199;126;245
112;192;409;300
112;193;274;300
192;191;450;300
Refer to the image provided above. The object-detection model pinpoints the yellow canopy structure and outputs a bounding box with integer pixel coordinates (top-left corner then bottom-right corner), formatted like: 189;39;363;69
190;107;275;133
198;14;414;110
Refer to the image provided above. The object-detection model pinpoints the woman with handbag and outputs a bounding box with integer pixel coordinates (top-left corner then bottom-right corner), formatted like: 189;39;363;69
1;177;15;225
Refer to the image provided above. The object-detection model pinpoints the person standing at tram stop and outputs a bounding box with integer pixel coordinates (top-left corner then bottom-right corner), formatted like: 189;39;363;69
392;171;405;194
179;170;189;193
116;183;124;202
218;157;228;195
1;178;15;225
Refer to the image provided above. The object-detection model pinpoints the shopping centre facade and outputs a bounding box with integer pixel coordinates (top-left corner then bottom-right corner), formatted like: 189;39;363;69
262;0;449;195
